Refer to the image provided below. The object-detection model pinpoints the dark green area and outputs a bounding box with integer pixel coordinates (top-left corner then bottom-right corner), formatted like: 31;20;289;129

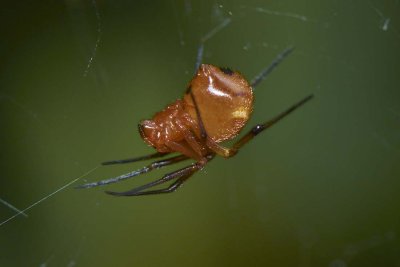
1;1;399;266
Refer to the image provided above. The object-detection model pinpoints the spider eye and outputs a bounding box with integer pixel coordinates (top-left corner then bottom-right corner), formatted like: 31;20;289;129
219;67;234;76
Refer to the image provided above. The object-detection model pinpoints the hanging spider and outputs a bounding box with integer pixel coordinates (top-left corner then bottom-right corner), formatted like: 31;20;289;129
77;22;313;196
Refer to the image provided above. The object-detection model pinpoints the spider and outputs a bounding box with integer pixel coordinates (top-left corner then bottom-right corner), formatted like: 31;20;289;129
77;25;313;196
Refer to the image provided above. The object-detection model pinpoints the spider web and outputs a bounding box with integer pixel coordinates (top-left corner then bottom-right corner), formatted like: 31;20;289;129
1;0;400;266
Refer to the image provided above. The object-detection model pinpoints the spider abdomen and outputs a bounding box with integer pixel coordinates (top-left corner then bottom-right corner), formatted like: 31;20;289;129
183;64;254;142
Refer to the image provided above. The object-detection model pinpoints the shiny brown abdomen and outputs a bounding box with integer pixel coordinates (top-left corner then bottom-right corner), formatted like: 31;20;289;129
183;64;254;142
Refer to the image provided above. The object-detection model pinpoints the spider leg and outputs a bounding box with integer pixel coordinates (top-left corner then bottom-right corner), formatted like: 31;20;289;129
76;154;189;189
194;18;231;73
109;171;195;196
207;94;314;158
250;46;294;88
105;157;213;196
102;152;168;165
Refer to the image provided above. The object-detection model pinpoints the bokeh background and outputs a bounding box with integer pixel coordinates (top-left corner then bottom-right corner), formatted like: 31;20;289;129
1;1;399;266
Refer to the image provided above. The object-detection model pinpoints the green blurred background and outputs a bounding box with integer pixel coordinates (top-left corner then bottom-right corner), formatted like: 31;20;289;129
1;0;399;266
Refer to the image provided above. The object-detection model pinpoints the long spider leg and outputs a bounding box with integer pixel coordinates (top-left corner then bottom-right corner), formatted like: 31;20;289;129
102;152;168;165
111;171;195;196
232;94;314;150
75;155;189;189
105;158;212;197
250;46;294;88
207;94;314;157
194;18;231;72
189;91;208;140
